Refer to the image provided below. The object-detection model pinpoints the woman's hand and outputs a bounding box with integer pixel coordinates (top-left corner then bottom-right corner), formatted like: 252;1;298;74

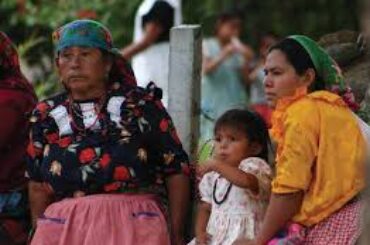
29;181;55;228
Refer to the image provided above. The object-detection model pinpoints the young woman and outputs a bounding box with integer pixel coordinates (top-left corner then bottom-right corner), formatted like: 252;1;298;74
238;35;366;245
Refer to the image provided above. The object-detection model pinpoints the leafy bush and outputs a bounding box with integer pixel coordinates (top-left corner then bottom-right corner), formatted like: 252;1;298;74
1;0;360;99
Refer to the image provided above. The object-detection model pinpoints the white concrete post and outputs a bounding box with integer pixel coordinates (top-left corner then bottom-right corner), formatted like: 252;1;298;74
168;25;202;161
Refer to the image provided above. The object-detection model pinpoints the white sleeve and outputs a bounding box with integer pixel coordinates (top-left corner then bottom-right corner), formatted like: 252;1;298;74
202;39;212;58
239;158;272;200
198;172;214;204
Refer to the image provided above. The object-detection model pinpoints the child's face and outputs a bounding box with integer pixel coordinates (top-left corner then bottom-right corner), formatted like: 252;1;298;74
213;126;253;167
217;18;242;42
259;35;278;59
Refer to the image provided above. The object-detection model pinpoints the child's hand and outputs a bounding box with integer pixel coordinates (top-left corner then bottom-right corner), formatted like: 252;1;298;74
221;43;237;58
197;160;217;177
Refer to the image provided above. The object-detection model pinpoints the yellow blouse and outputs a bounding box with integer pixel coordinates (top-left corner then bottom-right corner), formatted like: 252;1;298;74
270;90;366;227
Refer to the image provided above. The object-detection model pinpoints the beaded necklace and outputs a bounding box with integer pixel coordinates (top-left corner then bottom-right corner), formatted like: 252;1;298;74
212;176;232;205
67;93;106;133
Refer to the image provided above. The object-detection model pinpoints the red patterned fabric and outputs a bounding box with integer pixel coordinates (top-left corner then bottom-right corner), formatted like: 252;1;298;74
268;199;362;245
0;32;35;245
304;199;362;245
0;32;37;97
0;32;37;191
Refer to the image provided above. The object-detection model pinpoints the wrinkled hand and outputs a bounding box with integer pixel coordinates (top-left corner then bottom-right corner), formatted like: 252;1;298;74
42;182;55;196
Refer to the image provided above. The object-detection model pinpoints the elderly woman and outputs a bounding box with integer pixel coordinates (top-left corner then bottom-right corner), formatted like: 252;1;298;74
26;20;190;245
0;32;37;245
237;35;367;245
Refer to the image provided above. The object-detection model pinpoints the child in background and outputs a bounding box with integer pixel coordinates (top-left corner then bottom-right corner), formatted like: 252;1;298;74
190;109;272;245
200;11;254;143
248;33;279;128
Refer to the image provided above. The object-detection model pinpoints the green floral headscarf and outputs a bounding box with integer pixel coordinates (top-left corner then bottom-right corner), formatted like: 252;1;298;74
288;35;359;111
52;19;137;87
52;19;120;56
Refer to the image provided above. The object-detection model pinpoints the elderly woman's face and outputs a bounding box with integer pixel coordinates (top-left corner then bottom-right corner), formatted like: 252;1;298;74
264;49;308;107
57;46;110;95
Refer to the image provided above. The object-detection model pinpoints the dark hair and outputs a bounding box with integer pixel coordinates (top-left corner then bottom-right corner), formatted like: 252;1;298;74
214;109;271;162
269;38;325;91
258;31;279;43
216;10;244;24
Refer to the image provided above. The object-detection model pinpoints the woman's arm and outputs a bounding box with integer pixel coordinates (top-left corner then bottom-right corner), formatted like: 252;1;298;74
255;192;303;244
121;22;163;60
166;173;190;245
195;201;211;244
28;181;54;227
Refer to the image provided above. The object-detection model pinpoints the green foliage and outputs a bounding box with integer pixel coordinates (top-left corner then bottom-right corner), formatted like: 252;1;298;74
0;0;361;99
184;0;360;45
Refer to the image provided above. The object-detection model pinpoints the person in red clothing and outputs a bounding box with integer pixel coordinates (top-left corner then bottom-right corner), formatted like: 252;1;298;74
0;32;37;244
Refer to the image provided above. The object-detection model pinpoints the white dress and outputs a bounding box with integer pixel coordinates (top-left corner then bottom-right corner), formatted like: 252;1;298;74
189;157;272;245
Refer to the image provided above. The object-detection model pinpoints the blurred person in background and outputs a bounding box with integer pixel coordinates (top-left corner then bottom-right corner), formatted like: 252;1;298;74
247;33;279;128
121;0;182;107
0;31;37;245
200;10;254;144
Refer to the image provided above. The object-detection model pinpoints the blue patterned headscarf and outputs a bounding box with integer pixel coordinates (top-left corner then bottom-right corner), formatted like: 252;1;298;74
52;19;120;56
52;19;137;87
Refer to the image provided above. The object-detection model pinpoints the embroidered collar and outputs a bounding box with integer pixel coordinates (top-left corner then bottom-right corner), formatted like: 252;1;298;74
270;88;347;149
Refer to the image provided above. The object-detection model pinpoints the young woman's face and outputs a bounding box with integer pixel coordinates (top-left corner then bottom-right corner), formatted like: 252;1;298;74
217;18;242;42
213;126;254;167
264;49;308;108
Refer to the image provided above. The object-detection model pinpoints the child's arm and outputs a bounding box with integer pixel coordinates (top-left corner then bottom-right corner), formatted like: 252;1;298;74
203;43;236;74
195;201;212;244
213;162;259;194
198;160;259;194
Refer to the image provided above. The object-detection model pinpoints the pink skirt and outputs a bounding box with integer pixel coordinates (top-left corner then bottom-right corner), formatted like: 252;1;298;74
31;194;171;245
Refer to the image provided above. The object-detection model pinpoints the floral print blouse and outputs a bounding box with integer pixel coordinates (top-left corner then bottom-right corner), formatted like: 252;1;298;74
26;82;190;200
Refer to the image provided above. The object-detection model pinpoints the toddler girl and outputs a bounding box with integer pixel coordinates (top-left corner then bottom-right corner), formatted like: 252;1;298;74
191;109;272;245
